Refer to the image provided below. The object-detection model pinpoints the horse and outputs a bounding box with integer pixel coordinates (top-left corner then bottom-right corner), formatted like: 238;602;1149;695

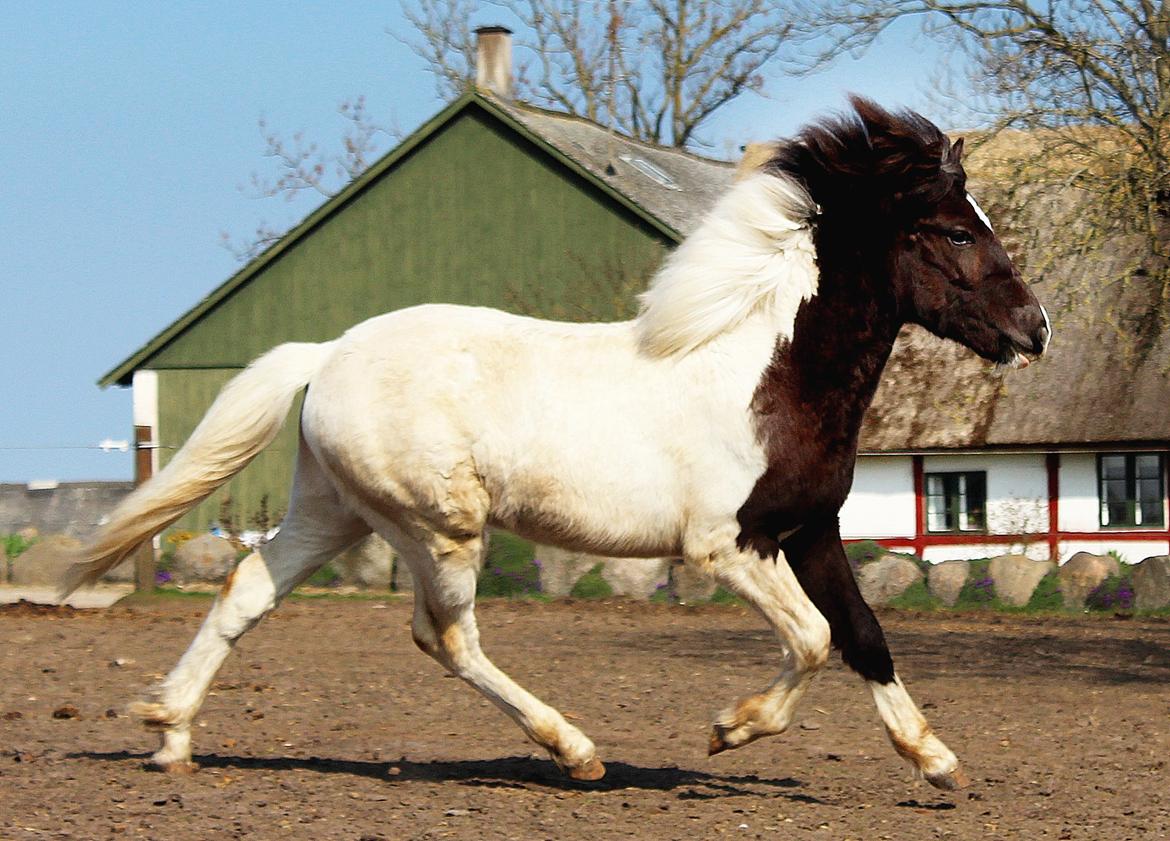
62;97;1050;791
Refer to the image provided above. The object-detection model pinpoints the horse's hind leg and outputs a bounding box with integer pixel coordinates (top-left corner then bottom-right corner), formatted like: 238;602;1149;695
785;518;966;790
399;528;604;780
134;441;369;772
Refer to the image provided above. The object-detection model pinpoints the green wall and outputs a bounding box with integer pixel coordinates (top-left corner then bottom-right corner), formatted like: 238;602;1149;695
152;106;669;532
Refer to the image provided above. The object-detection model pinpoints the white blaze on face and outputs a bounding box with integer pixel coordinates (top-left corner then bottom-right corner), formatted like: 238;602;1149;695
966;193;993;232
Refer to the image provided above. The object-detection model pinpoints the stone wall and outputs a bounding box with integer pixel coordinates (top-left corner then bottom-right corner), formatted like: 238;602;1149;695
0;482;133;540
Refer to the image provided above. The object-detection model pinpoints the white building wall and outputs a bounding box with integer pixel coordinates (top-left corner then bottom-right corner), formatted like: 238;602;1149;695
842;450;1168;564
923;452;1049;534
1058;540;1167;565
840;456;915;538
1058;453;1099;532
923;541;1049;563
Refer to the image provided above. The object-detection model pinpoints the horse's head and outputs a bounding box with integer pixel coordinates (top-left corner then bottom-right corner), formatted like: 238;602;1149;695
770;97;1051;368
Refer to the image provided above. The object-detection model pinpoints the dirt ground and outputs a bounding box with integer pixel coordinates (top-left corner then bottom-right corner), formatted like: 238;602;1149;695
1;596;1168;841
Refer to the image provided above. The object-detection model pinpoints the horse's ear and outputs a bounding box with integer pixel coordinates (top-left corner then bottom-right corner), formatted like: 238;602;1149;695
950;137;965;163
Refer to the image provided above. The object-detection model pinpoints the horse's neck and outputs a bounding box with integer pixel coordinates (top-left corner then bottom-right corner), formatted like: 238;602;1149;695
761;263;901;453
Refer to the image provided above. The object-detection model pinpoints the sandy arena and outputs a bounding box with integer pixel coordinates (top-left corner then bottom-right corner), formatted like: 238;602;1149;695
1;597;1167;840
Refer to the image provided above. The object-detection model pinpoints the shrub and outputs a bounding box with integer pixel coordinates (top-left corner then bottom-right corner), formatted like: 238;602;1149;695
954;559;996;608
305;563;342;588
477;532;540;597
1085;573;1135;613
844;540;886;571
844;540;925;574
1025;571;1064;611
3;534;37;580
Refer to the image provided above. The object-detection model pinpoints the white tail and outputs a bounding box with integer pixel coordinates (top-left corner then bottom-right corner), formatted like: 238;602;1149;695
59;341;333;598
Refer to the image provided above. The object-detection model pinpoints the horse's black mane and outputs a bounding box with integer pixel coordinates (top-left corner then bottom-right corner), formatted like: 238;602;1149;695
766;96;965;218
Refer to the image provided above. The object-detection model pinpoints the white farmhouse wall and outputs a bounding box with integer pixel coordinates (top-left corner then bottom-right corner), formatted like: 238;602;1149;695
840;456;915;538
923;453;1049;534
1058;453;1099;532
1058;540;1167;565
923;541;1049;563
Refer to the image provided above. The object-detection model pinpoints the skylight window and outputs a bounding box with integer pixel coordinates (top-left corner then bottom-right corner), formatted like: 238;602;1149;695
619;154;680;190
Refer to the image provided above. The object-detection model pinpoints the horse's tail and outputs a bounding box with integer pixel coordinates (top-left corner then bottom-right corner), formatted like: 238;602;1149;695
59;341;333;599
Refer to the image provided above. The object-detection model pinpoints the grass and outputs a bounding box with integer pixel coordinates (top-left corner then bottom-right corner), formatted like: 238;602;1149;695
887;578;942;611
569;563;614;599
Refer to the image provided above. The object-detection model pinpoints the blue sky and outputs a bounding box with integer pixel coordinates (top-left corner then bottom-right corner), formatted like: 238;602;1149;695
0;2;953;482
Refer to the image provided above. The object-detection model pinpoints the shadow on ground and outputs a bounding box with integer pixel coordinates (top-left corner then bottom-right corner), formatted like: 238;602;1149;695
74;750;824;802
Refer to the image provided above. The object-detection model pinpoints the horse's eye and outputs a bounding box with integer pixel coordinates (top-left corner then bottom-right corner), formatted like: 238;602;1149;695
947;230;975;247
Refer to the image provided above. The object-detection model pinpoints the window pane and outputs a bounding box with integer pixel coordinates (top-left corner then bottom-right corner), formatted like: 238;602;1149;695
1138;476;1164;526
1139;499;1164;526
1136;455;1161;480
1101;455;1127;480
965;473;987;530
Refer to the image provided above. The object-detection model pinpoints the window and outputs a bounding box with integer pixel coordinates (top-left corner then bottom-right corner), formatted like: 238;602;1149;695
925;471;987;533
618;154;681;191
1099;453;1166;528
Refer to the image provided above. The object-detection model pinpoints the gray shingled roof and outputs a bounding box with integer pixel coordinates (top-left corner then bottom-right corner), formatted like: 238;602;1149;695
499;100;735;236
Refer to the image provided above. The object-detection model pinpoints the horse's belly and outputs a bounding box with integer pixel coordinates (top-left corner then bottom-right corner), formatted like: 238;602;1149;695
483;456;685;558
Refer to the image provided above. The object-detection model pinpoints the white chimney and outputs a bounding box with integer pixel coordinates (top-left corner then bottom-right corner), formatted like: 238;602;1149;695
475;25;513;99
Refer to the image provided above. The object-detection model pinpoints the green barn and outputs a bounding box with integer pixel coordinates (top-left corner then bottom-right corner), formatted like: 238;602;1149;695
102;86;733;534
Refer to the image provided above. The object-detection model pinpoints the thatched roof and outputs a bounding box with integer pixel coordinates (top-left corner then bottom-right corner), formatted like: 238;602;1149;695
861;210;1169;451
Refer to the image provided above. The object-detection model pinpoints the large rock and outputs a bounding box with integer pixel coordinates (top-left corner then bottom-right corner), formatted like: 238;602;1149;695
927;559;969;606
536;547;602;597
989;554;1056;607
10;535;81;587
101;556;137;583
670;561;717;603
333;535;394;589
601;557;671;599
1132;555;1170;611
856;554;923;606
1059;551;1121;609
173;533;238;583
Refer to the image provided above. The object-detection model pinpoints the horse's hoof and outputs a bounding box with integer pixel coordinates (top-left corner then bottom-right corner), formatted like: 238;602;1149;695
567;756;606;781
149;759;199;775
708;727;729;756
924;765;969;791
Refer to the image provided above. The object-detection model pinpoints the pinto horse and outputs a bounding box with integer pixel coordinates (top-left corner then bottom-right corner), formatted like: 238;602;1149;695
63;98;1049;790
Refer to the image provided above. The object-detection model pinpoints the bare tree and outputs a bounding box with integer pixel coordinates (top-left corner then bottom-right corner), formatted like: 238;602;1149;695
402;0;791;148
221;96;397;261
226;2;793;260
793;0;1170;340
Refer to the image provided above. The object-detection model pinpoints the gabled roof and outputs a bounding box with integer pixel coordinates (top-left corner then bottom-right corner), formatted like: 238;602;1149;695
101;91;733;387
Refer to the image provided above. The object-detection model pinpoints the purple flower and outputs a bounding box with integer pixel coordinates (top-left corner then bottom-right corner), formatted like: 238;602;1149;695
155;570;172;585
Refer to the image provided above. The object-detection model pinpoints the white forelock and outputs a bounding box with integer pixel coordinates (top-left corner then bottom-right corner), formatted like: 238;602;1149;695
635;173;820;357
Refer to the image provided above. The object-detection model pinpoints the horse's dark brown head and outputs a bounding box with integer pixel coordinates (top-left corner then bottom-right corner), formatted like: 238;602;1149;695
768;96;1050;367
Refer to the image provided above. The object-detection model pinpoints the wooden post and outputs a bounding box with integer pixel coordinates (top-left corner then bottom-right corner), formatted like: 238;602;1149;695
133;424;156;592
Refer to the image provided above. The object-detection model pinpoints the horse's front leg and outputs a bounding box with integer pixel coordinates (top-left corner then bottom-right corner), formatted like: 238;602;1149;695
784;518;966;790
698;537;832;755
